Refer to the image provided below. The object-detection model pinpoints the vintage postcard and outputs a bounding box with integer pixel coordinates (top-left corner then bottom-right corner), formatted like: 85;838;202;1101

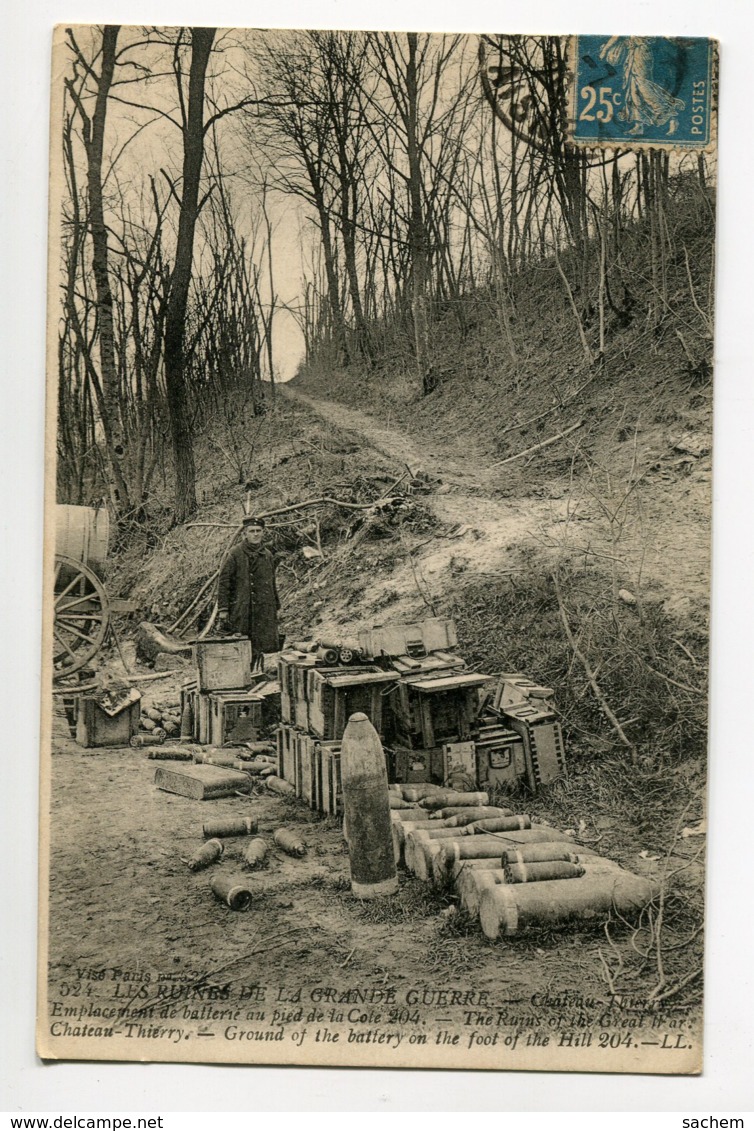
39;27;717;1073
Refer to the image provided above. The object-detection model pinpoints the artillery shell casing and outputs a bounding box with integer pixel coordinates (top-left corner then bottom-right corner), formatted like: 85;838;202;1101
273;828;307;857
210;873;252;911
202;817;258;839
266;775;296;796
131;733;164;747
420;791;489;811
145;747;193;760
187;838;224;872
504;860;585;884
501;844;585;866
242;837;269;868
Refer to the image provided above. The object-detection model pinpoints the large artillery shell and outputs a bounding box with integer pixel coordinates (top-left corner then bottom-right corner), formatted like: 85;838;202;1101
193;751;238;767
504;860;585;884
341;713;398;898
502;844;585;866
421;791;489;811
145;747;193;760
180;702;194;739
479;872;659;939
140;717;156;732
464;815;531;834
210;873;252;911
457;869;508;918
146;708;163;723
432;806;510;824
131;732;164;747
266;775;296;796
202;817;258;839
242;837;269;869
389;795;416;809
433;829;573;880
187;838;224;872
401;784;444;803
273;828;307;857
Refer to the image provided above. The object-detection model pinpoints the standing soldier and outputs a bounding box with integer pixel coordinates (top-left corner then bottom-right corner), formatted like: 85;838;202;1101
217;516;281;671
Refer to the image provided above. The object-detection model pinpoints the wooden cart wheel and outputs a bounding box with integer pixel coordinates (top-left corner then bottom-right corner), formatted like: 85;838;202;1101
53;554;110;678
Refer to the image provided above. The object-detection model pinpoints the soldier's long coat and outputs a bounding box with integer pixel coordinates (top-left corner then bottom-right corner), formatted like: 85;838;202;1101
217;543;280;653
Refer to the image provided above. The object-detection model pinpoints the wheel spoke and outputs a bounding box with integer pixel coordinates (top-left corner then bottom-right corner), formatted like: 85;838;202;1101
53;628;78;662
55;591;96;613
53;555;109;678
55;611;103;623
55;570;87;604
56;621;99;645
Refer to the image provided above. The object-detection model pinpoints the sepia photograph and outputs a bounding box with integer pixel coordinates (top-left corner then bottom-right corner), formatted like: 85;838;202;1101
35;21;720;1078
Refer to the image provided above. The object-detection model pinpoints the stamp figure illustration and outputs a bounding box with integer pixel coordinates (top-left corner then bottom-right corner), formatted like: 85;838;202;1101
570;36;715;149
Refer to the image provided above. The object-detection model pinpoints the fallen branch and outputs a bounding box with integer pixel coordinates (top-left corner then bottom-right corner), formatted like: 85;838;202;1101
552;572;637;763
260;495;401;518
497;375;597;439
169;571;219;633
186;495;399;527
123;671;175;684
490;420;584;468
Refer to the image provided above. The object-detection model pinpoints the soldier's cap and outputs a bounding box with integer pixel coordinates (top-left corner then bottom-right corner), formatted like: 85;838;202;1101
242;515;266;529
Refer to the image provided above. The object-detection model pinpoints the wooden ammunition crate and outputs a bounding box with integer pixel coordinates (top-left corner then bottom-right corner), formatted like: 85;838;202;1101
209;690;264;746
318;743;343;816
276;724;298;785
294;732;318;804
196;692;212;744
392;670;488;749
358;617;458;660
442;740;477;787
503;708;565;790
75;690;141;748
307;669;396;741
391;652;464;675
193;638;252;692
393;747;432;784
278;653;313;724
494;673;555;711
154;762;250;800
476;727;527;789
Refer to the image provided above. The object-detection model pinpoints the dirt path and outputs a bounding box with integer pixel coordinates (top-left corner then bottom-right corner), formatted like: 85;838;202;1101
283;387;712;618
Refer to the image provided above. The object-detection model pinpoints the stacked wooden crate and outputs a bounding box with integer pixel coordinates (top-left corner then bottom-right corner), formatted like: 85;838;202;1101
307;668;396;740
181;639;279;744
276;648;393;815
273;623;569;814
493;673;566;790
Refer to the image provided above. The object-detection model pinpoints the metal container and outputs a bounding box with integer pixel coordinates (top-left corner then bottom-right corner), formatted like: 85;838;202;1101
202;817;257;838
55;504;110;573
187;839;224;872
210;873;252;911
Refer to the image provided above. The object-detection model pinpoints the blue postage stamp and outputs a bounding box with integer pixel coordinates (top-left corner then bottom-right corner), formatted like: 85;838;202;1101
569;36;716;150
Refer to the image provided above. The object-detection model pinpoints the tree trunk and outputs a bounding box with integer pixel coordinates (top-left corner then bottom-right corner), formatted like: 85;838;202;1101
163;27;215;523
81;25;132;511
405;33;434;395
